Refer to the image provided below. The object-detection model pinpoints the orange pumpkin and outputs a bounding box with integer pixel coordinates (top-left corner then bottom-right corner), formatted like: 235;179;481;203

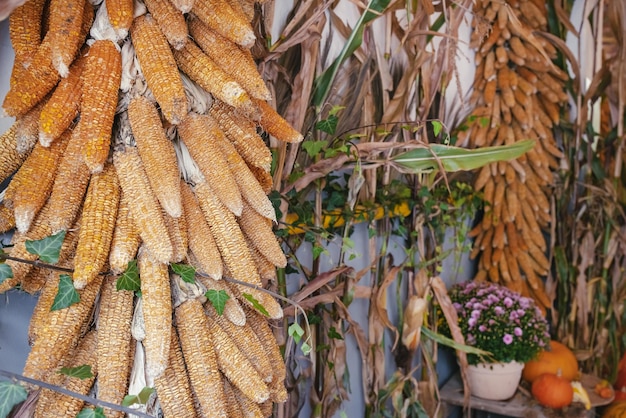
522;341;578;382
602;401;626;418
531;373;574;409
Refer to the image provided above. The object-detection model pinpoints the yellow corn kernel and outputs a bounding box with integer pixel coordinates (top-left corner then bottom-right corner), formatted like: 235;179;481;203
34;330;98;418
22;273;104;383
175;299;227;417
106;0;134;39
109;190;141;274
219;134;276;221
131;15;188;124
46;124;92;233
113;147;174;264
39;55;85;146
207;305;273;383
222;378;245;418
209;101;272;171
28;271;61;344
238;201;286;268
138;246;172;379
181;181;222;279
4;129;70;233
196;275;245;326
47;0;86;76
80;39;122;173
72;164;120;290
97;275;134;418
206;314;269;403
0;124;29;185
143;0;188;49
189;17;270;101
163;207;188;263
177;112;243;216
9;0;46;66
173;41;256;115
128;96;182;217
191;0;255;47
254;98;304;143
154;327;199;418
248;164;273;195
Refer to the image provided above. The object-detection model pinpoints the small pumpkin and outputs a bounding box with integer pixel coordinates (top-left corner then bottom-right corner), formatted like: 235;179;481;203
602;401;626;418
523;341;578;382
531;373;574;409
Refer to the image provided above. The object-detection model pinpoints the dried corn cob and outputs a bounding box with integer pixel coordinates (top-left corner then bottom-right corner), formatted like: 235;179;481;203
249;246;277;284
47;0;86;76
138;246;172;379
5;129;70;233
0;123;30;185
219;134;276;221
245;306;286;383
113;147;173;263
181;181;223;279
73;164;120;289
236;0;256;22
15;99;46;154
163;208;188;263
170;0;194;13
207;305;273;383
222;378;245;418
177;112;243;216
175;298;227;417
39;54;85;146
0;201;15;234
8;0;46;65
106;0;134;39
28;272;61;344
253;98;304;143
190;0;255;47
131;15;188;124
210;101;272;171
249;165;273;195
232;381;265;417
22;273;103;383
128;96;182;217
46;124;92;233
189;17;271;100
173;41;256;115
197;275;246;326
238;201;286;267
34;330;98;418
142;0;188;49
154;327;199;418
206;313;269;403
80;39;122;173
109;189;141;274
97;275;134;418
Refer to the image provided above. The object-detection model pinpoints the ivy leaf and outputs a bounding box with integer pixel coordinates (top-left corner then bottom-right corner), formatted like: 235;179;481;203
121;387;155;407
288;322;304;344
328;326;344;340
170;263;196;283
242;293;269;317
25;230;66;263
0;264;13;286
0;381;27;418
301;140;328;158
116;260;140;292
58;365;93;380
51;274;80;311
76;407;105;418
301;342;312;356
431;120;443;137
312;244;326;260
315;115;338;135
205;289;229;315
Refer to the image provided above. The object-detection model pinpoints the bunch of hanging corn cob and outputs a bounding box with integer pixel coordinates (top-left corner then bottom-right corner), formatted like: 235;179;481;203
457;0;567;311
0;0;302;415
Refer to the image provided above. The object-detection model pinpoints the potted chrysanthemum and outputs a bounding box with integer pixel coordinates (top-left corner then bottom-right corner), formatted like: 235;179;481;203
437;281;551;400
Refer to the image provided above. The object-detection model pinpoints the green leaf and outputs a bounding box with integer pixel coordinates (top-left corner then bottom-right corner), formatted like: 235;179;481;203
312;0;391;108
327;326;344;340
25;230;66;263
121;387;155;407
0;381;27;418
315;115;338;135
58;365;93;380
116;260;140;292
170;263;196;283
242;293;269;317
391;140;534;173
420;327;491;356
431;120;443;137
301;342;312;356
312;244;326;260
288;322;305;344
75;407;105;418
51;274;80;311
0;264;13;285
301;140;328;158
205;289;229;315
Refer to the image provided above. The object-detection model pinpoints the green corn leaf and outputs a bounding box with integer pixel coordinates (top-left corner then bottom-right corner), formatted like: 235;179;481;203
25;230;66;263
391;140;534;173
421;327;491;357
